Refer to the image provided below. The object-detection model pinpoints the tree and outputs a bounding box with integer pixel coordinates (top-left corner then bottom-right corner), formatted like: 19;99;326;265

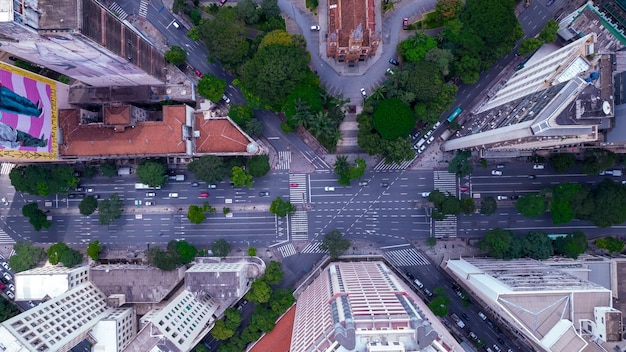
86;240;102;261
434;0;463;21
518;38;543;56
249;306;279;333
171;240;198;264
478;228;513;259
441;196;461;215
550;153;577;174
223;308;243;330
98;193;123;225
9;242;46;273
198;74;227;102
236;0;260;24
189;155;229;184
146;247;182;271
10;164;78;196
47;242;82;267
424;47;454;76
515;194;545;218
79;195;98;216
100;162;117;177
595;237;624;253
260;0;280;19
538;19;559;43
372;98;415;140
319;230;351;259
269;288;295;315
190;9;202;25
334;155;351;185
247;155;270;177
480;197;497;215
188;205;207;224
244;118;264;137
581;149;616;175
550;183;581;225
554;231;588;259
426;237;437;247
198;10;250;68
427;295;450;317
164;45;187;66
269;197;296;217
0;296;19;322
22;203;51;231
591;179;626;227
262;260;284;285
228;104;255;126
230;166;253;188
210;319;235;340
521;232;553;259
136;160;166;188
246;279;272;304
212;238;231;257
248;246;257;256
447;150;473;177
259;30;296;50
400;33;438;63
461;198;476;215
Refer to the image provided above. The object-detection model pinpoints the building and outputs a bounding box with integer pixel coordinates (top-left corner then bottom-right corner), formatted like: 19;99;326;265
443;3;626;155
0;0;166;88
290;261;461;352
0;281;135;352
185;261;250;300
14;265;89;301
446;257;619;352
326;0;381;63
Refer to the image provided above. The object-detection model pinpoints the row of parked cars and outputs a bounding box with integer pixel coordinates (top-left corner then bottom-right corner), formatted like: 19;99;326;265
0;258;15;300
412;121;442;154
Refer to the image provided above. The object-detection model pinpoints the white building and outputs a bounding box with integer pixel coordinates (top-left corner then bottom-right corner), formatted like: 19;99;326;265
90;307;137;352
446;257;619;352
14;265;89;301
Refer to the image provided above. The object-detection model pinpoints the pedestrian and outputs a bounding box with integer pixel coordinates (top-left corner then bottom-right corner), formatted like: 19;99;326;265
0;82;43;117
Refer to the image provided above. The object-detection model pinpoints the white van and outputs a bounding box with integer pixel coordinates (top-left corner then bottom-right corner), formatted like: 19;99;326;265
310;25;320;31
324;186;335;191
168;193;179;198
413;279;424;288
416;138;427;148
172;21;180;29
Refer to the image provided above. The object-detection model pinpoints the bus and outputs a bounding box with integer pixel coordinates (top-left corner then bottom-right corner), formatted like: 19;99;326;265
447;107;462;123
135;183;161;190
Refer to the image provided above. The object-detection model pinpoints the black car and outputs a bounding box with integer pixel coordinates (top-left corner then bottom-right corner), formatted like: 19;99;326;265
380;182;389;187
389;58;399;66
497;337;505;345
75;187;84;192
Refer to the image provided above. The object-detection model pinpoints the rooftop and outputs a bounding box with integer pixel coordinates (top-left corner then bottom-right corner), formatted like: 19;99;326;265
194;113;258;155
249;304;295;352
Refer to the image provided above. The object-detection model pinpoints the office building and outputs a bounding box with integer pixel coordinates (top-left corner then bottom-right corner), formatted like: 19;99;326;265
14;265;89;301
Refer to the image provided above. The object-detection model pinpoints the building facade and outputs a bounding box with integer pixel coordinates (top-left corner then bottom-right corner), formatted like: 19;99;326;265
14;265;90;301
326;0;380;63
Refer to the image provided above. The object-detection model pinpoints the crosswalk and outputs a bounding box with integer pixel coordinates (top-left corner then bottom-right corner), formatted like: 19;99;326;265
276;151;292;170
433;171;458;237
0;228;15;244
301;241;327;254
139;0;149;18
109;3;129;21
433;171;457;195
290;211;309;241
0;163;15;175
288;174;307;203
276;243;297;258
373;155;416;171
384;247;430;267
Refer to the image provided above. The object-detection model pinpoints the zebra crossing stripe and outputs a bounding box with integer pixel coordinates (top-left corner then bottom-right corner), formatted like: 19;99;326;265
0;163;15;175
384;248;430;266
277;151;291;170
276;243;297;258
139;0;149;17
301;241;326;254
0;229;15;244
289;211;309;241
109;3;128;20
373;155;417;171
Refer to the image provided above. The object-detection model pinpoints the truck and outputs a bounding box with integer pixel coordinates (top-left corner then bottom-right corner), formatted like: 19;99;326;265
168;175;186;181
450;313;465;328
135;183;161;190
117;167;131;176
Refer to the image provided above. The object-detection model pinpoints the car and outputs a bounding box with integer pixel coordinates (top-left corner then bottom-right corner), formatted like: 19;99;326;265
145;201;155;206
469;331;478;340
259;191;270;197
222;94;231;104
194;70;203;78
1;262;9;271
324;186;335;191
457;290;466;299
146;192;156;197
191;182;199;187
418;145;426;153
8;284;14;291
93;195;99;199
426;136;435;144
510;195;519;200
75;187;84;192
0;276;7;284
412;130;421;139
425;130;433;138
528;175;536;179
496;164;505;169
533;164;545;169
386;67;395;75
218;0;227;6
497;195;508;201
380;182;389;187
289;183;298;188
547;0;555;6
168;193;179;198
461;313;470;321
199;192;209;198
360;88;367;98
497;338;505;345
413;279;424;288
492;344;502;352
491;170;503;176
172;21;180;29
494;325;503;334
208;184;217;189
459;187;468;192
423;288;433;296
6;291;14;299
134;200;142;206
421;192;430;197
358;181;369;186
433;121;441;129
68;194;76;199
86;188;94;192
310;25;320;31
389;58;399;66
478;311;487;320
405;271;414;280
402;17;408;30
1;197;7;205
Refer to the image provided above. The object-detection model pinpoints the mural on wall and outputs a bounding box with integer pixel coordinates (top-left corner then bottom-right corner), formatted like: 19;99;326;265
0;62;57;160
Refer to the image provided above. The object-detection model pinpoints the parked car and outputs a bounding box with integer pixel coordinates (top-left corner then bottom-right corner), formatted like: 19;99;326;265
222;94;230;104
194;70;203;78
146;192;156;197
6;291;14;299
2;262;10;270
199;192;209;198
402;17;409;30
310;25;320;31
86;188;94;192
360;88;367;98
145;201;155;206
491;170;503;176
75;187;85;192
28;301;35;307
426;136;435;144
8;284;14;291
389;58;399;66
423;288;433;297
219;0;227;6
421;192;430;197
528;175;536;179
478;311;487;320
2;272;10;282
386;68;395;75
289;183;298;188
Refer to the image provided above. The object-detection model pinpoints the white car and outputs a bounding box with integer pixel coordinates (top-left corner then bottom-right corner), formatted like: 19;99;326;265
386;68;395;75
3;272;11;281
146;192;156;197
360;88;367;98
145;201;155;206
207;184;217;189
6;291;14;299
533;164;545;170
1;197;7;205
478;311;487;320
426;136;435;144
168;193;179;198
1;262;9;271
497;195;508;201
421;192;430;197
222;94;231;104
8;284;14;291
86;188;94;193
418;145;426;153
324;186;335;192
433;121;441;129
491;170;503;176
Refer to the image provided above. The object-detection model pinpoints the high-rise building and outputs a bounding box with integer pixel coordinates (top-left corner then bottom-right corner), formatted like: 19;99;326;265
290;261;461;352
14;265;90;301
0;0;166;87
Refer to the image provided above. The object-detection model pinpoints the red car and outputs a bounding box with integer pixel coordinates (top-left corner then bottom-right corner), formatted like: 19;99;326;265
403;17;408;30
200;192;209;198
219;0;227;6
289;183;298;188
194;70;203;78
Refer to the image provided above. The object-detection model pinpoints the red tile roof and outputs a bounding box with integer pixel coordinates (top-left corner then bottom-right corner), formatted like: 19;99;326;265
194;113;252;154
59;105;188;158
104;105;131;126
248;305;295;352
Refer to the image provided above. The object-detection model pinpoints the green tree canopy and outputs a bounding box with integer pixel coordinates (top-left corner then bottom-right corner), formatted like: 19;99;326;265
246;279;272;304
590;179;626;227
478;228;513;259
100;162;117;177
47;242;82;267
262;260;284;285
223;307;243;330
447;150;473;178
187;205;207;224
269;287;295;315
22;202;51;231
424;47;454;76
249;305;279;333
189;155;229;184
480;197;497;215
520;232;553;259
236;0;260;24
595;237;624;253
260;0;281;19
10;164;78;196
427;295;450;317
9;242;46;273
86;240;102;261
538;19;559;43
515;194;545;218
198;73;227;102
518;38;543;56
0;296;19;321
199;9;250;68
581;149;616;175
170;240;198;264
400;33;438;62
269;196;296;217
550;153;577;173
79;195;98;216
98;193;123;225
372;98;415;140
228;104;255;127
434;0;463;21
550;183;582;224
136;160;166;188
210;319;235;340
319;230;351;259
164;46;187;66
247;155;270;177
230;166;254;188
461;198;476;215
146;247;182;271
212;238;231;257
283;86;323;121
554;231;588;259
